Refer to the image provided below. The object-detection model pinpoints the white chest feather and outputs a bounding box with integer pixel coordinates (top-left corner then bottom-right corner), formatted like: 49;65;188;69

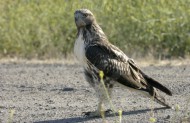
74;33;86;65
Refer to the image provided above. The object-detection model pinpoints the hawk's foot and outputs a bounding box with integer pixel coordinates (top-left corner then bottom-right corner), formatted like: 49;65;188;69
83;109;113;118
83;110;100;118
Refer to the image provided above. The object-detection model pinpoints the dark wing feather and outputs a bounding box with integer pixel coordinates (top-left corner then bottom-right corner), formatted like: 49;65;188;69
128;59;172;95
85;44;147;89
85;44;172;96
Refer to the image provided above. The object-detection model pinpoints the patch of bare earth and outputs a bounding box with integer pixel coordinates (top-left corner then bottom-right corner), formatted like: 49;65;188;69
0;59;190;123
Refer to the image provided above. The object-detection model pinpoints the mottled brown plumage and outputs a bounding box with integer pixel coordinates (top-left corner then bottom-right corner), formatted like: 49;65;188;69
74;9;172;117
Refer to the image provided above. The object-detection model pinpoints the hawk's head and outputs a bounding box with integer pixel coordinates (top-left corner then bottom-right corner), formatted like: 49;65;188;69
74;9;95;28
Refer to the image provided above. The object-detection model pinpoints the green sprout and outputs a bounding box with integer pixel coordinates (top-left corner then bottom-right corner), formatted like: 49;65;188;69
99;70;117;122
99;71;104;80
118;109;123;123
149;117;157;123
149;91;156;122
8;109;15;123
175;104;180;112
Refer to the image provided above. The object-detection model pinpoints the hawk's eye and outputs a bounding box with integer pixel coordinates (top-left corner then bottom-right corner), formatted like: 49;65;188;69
83;13;88;17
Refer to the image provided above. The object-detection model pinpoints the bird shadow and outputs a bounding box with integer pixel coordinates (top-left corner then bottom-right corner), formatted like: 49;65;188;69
35;107;169;123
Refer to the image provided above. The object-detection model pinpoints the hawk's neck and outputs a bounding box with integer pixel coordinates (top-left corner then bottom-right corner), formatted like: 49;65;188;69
78;23;108;44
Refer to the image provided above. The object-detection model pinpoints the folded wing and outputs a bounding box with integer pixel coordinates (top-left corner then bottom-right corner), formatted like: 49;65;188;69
85;43;172;96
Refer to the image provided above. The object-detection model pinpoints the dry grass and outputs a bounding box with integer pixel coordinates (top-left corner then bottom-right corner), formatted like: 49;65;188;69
0;0;189;59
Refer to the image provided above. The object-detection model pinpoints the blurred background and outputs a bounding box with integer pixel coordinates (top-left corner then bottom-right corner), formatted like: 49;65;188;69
0;0;190;60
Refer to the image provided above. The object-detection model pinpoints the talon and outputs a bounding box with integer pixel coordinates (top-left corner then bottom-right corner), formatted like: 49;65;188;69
82;109;113;118
105;109;113;114
82;111;100;118
82;111;91;117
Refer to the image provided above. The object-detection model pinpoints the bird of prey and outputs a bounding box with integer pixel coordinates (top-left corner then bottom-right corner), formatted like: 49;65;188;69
74;9;172;117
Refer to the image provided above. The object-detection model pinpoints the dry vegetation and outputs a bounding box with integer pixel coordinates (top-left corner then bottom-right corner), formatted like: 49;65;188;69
0;0;190;59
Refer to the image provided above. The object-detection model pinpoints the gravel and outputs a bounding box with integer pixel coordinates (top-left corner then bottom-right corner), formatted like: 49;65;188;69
0;62;190;123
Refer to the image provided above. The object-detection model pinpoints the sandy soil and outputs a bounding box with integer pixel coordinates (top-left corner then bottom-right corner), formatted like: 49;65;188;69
0;61;190;123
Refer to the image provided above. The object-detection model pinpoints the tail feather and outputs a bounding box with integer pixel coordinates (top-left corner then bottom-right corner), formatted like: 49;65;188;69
142;73;172;96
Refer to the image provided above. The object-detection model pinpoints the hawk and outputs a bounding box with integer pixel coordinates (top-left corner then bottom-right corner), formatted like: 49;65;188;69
74;9;172;117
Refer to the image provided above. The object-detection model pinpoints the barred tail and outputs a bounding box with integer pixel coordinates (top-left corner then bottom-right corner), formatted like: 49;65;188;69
142;73;172;96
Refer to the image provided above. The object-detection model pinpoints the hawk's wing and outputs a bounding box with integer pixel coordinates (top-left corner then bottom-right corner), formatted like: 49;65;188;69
85;43;172;96
85;43;147;89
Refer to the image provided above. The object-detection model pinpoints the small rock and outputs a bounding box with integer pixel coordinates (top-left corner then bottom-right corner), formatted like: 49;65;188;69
51;107;56;109
165;115;171;119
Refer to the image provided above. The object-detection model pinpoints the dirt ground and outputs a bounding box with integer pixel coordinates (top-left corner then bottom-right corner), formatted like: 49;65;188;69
0;60;190;123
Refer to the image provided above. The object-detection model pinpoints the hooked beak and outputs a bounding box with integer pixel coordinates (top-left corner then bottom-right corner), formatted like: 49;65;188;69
74;12;85;27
